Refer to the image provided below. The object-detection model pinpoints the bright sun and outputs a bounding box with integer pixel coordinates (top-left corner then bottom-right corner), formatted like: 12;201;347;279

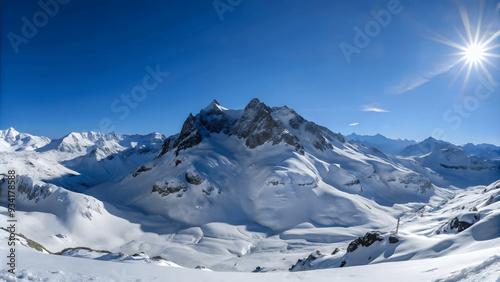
463;43;485;64
430;5;500;89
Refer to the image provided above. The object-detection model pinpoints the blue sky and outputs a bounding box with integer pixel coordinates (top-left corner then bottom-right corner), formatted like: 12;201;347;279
1;0;499;145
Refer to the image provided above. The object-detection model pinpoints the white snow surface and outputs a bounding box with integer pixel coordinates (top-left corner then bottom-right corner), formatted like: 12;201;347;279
0;100;499;281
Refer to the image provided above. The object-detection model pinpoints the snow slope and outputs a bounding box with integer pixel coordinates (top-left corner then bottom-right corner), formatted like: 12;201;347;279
1;224;499;281
88;99;437;232
288;180;500;272
0;99;499;281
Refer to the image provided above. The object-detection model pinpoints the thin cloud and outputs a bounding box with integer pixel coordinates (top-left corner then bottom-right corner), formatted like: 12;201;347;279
391;61;457;95
362;105;389;112
348;122;359;126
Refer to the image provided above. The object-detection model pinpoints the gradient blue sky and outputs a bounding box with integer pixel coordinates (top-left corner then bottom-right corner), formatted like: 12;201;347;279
1;0;499;145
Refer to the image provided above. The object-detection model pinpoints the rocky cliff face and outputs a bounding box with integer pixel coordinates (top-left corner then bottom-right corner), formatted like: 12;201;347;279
157;98;346;157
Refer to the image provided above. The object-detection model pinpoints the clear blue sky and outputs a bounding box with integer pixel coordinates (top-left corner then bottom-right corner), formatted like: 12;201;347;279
1;0;499;145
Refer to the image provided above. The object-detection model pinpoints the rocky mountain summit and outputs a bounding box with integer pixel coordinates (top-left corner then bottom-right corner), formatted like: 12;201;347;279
158;98;345;157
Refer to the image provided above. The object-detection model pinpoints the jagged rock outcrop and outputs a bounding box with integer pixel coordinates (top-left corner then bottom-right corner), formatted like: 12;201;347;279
173;114;204;155
347;231;385;253
156;98;347;158
152;180;188;197
17;176;55;203
289;250;322;271
232;98;302;150
436;213;480;234
185;170;205;185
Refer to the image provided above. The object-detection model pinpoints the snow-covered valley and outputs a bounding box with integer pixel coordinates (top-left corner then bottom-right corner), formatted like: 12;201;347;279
1;99;499;281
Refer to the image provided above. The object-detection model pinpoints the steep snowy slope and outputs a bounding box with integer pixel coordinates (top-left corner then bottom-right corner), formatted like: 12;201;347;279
0;175;150;251
88;99;435;232
345;133;417;155
0;127;51;152
289;180;500;272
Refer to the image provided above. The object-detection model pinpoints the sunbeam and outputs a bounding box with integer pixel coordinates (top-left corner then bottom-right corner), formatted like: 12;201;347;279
430;4;500;91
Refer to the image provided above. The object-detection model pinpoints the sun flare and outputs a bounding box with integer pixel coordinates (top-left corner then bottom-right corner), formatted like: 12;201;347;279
429;6;500;90
463;43;485;65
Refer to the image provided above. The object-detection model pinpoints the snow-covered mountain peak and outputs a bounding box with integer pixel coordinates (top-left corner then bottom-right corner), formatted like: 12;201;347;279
0;127;51;151
399;137;452;157
202;99;227;112
1;127;20;141
158;98;349;157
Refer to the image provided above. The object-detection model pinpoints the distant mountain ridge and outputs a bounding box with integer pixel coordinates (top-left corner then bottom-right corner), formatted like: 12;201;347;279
0;128;165;189
345;133;417;155
0;127;51;152
346;134;500;187
345;133;500;159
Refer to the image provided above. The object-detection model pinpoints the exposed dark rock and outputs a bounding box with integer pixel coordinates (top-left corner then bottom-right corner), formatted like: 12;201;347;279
152;181;188;197
331;248;340;255
305;122;334;151
185;171;205;185
440;164;467;170
317;125;346;143
450;216;477;232
436;213;480;234
347;231;385;253
288;110;307;129
132;165;152;177
344;179;360;186
152;255;169;261
388;236;399;244
198;100;235;134
202;185;215;195
266;179;285;186
289;250;321;271
173;114;204;155
232;98;303;150
154;98;350;158
156;136;174;158
253;266;263;272
17;178;53;203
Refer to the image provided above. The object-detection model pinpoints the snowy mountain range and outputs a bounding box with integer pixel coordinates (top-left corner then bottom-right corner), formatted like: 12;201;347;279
345;133;417;155
1;98;499;281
